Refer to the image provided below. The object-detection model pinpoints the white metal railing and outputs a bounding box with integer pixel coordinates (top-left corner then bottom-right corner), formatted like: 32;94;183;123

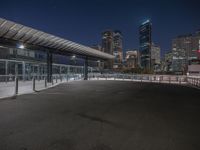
0;73;199;99
88;73;188;85
187;76;200;88
0;74;84;98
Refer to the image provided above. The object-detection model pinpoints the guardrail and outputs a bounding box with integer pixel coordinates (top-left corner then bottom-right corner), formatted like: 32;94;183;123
187;76;200;88
0;74;84;98
0;73;199;98
88;74;188;85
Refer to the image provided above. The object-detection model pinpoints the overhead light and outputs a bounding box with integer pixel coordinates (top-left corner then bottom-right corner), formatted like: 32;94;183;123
19;44;25;49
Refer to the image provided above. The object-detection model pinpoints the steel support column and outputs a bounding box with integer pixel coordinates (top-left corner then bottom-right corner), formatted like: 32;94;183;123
22;61;25;81
84;57;88;80
47;51;52;82
5;60;8;82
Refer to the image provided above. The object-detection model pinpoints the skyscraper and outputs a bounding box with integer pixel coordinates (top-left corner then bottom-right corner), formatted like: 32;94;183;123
113;30;123;68
102;30;113;54
191;30;200;62
102;30;114;69
139;20;152;70
172;34;193;73
101;30;123;69
171;31;200;74
125;50;138;69
151;43;161;64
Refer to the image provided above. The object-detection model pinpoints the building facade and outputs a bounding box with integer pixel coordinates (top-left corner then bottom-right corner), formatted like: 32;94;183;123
102;30;114;69
171;32;200;73
164;51;173;72
113;30;123;68
125;50;138;69
151;43;161;72
102;30;123;69
139;20;152;70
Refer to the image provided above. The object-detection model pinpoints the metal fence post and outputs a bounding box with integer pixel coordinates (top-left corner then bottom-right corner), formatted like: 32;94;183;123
52;76;54;85
15;76;18;95
33;77;36;91
60;75;62;82
198;79;200;87
195;78;197;86
45;77;47;88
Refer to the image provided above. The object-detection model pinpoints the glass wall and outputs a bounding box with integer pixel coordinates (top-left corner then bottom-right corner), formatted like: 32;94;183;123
0;43;99;82
0;59;89;81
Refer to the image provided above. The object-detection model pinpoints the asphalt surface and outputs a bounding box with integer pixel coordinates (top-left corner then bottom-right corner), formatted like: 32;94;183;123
0;81;200;150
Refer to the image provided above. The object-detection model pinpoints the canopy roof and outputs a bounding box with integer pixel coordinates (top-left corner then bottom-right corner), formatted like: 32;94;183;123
0;18;114;60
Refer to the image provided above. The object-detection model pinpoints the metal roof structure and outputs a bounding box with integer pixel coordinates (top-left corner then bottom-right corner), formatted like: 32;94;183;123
0;18;114;60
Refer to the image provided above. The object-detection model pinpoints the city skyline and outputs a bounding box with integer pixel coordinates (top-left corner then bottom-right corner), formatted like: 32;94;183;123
0;0;200;57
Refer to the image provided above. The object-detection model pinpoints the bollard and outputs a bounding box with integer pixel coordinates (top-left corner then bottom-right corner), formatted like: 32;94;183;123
176;76;179;82
52;77;54;85
33;77;36;91
56;76;58;83
45;77;47;88
60;76;62;82
179;77;181;85
198;79;200;87
15;76;18;95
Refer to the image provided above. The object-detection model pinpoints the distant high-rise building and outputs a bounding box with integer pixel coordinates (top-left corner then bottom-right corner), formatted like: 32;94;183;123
151;43;161;65
191;31;200;62
172;34;193;73
151;43;161;72
102;30;114;69
101;30;123;69
164;51;173;72
102;30;113;54
113;30;123;68
125;50;138;69
139;19;152;70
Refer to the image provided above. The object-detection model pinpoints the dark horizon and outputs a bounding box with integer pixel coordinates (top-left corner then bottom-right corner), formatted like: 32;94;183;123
0;0;200;57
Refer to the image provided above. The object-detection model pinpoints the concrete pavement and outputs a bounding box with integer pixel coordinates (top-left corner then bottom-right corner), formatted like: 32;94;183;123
0;81;200;150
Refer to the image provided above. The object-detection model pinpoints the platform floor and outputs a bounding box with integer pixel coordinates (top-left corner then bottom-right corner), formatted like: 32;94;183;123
0;81;200;150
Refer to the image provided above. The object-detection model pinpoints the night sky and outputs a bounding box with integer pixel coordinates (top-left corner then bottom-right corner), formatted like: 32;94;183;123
0;0;200;57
